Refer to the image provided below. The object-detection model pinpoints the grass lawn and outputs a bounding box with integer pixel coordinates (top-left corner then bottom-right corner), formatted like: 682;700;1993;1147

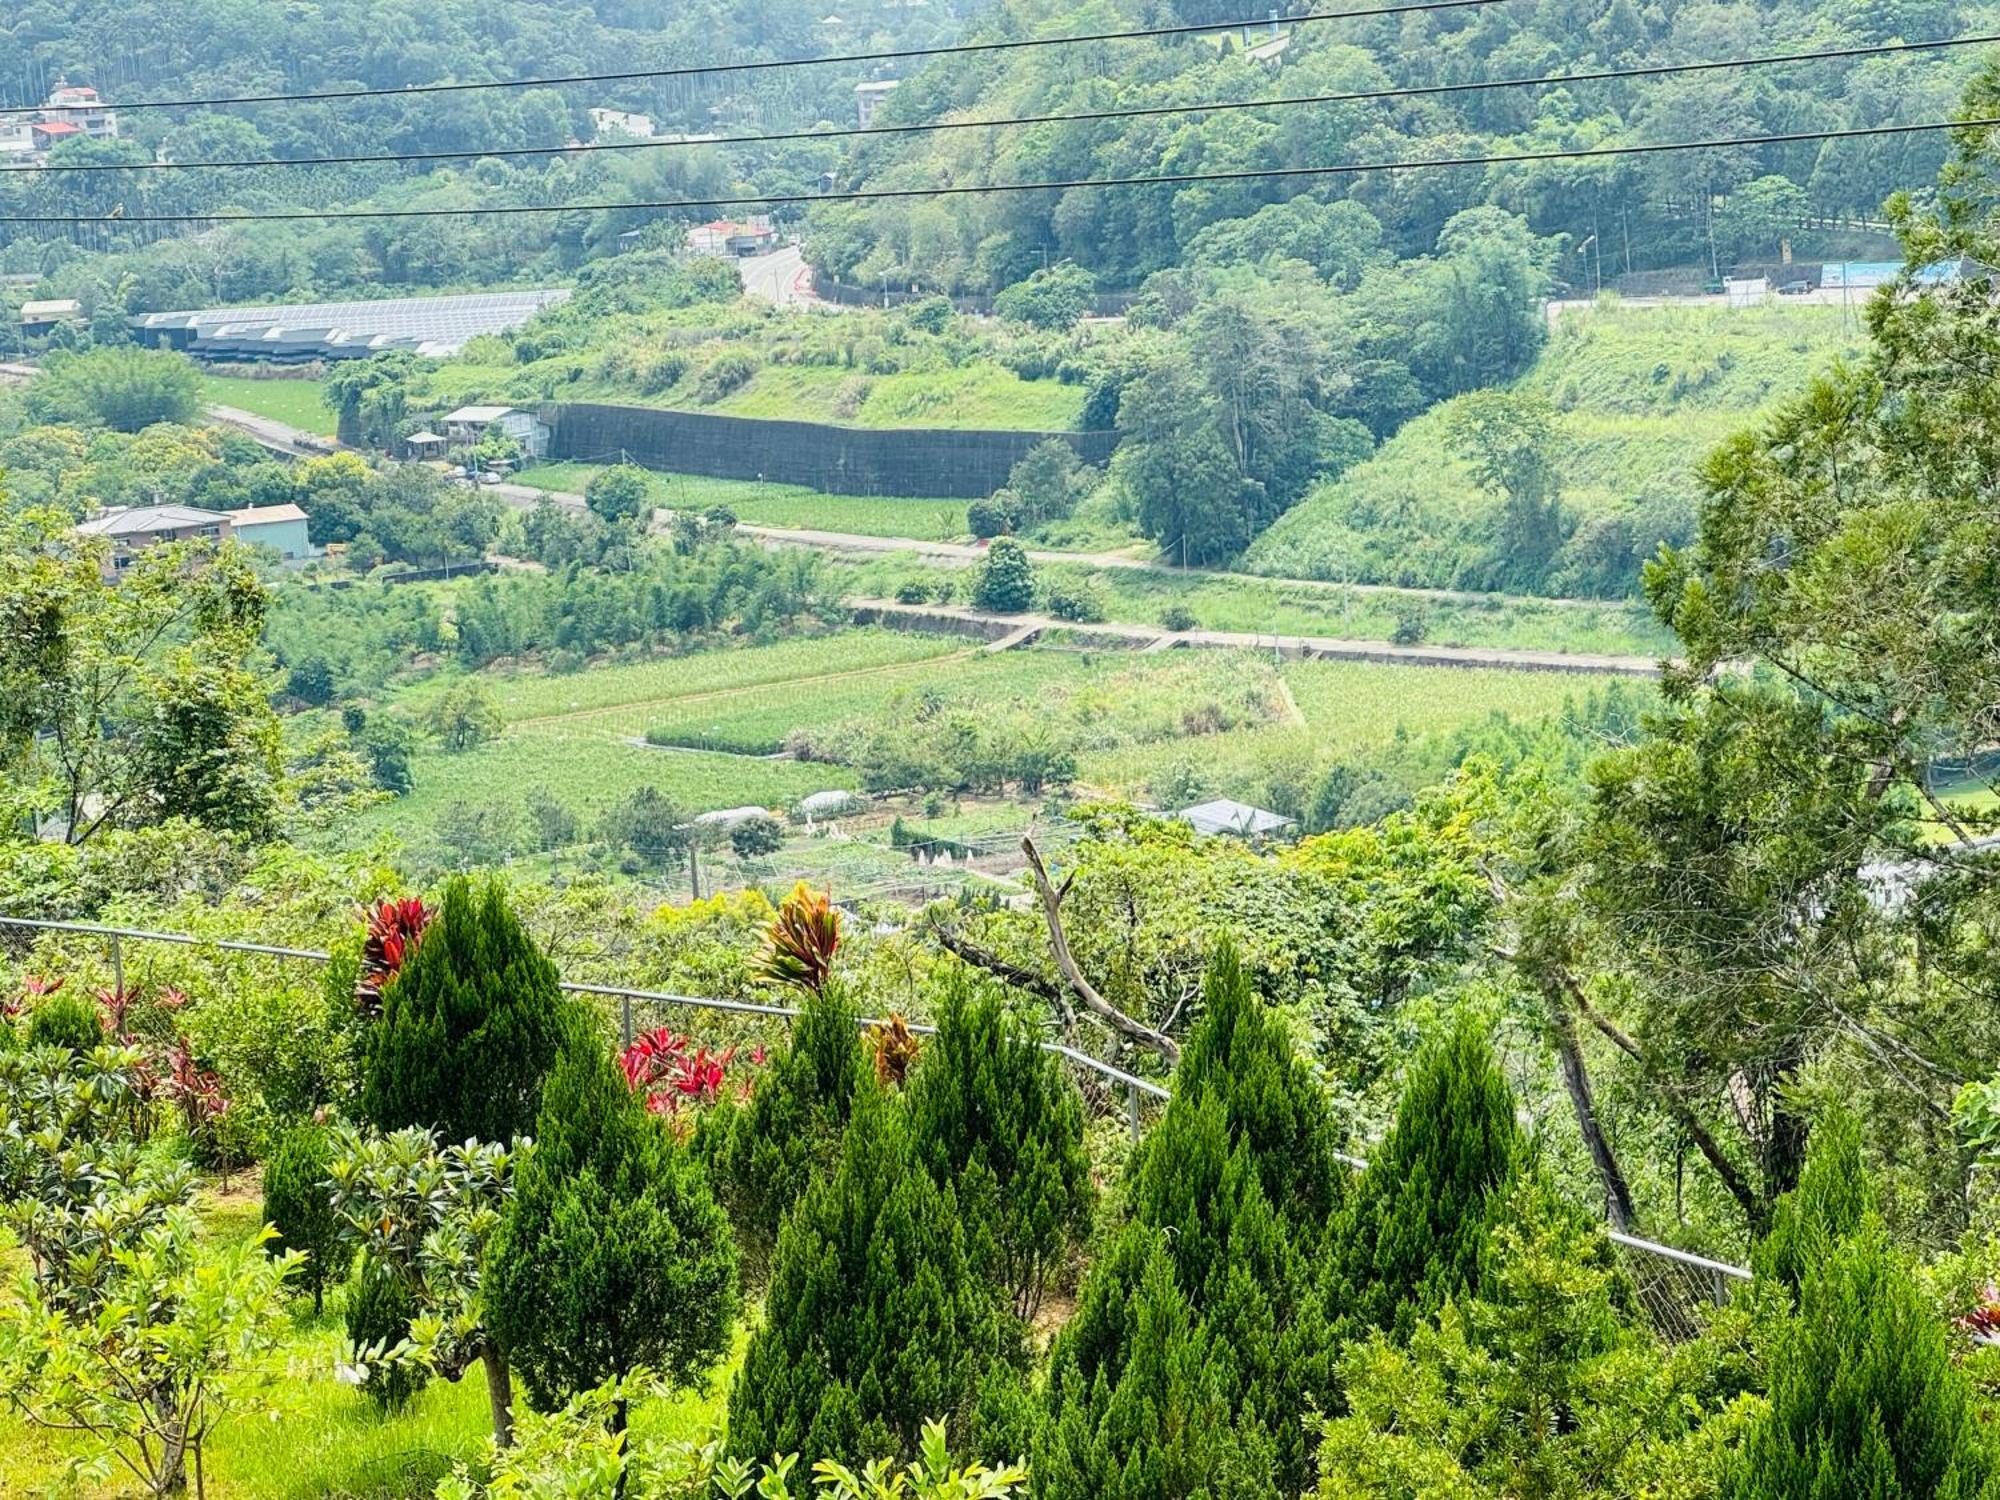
0;1182;736;1499
198;372;339;436
513;463;968;541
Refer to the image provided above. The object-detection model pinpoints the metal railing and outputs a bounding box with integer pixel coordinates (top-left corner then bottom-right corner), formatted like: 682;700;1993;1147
0;915;1170;1136
0;913;1747;1311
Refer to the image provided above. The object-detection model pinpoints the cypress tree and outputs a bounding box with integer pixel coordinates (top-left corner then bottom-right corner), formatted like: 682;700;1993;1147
346;1262;427;1409
1036;944;1339;1500
263;1123;338;1315
360;877;571;1145
698;980;867;1271
1323;1011;1522;1347
905;976;1093;1322
1733;1119;1995;1500
727;1084;1010;1468
486;1036;739;1417
26;992;102;1055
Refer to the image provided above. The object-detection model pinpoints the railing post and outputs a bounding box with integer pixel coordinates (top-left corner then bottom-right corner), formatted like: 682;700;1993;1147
110;932;124;997
620;994;633;1050
1127;1079;1139;1143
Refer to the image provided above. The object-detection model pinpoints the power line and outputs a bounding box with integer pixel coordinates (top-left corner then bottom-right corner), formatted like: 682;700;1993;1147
4;116;1986;225
19;34;1993;175
86;0;1509;114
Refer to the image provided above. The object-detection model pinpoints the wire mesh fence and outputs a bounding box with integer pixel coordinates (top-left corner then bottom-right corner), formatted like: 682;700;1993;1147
0;912;1741;1292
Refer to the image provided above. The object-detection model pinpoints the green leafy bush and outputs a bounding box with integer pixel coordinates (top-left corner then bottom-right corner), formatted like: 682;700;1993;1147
25;991;102;1055
698;981;867;1273
728;1085;1011;1468
345;1262;428;1409
360;876;574;1144
487;1037;739;1414
972;538;1035;613
263;1123;339;1315
1323;1011;1521;1348
906;977;1094;1322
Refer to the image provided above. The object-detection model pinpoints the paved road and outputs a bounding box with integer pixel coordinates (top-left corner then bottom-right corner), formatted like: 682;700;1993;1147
205;404;341;458
738;244;819;308
851;599;1664;678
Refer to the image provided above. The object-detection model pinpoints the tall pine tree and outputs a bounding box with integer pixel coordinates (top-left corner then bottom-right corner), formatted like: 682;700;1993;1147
486;1036;739;1417
698;979;867;1273
1323;1011;1522;1347
727;1083;1011;1467
1037;944;1340;1500
360;877;572;1145
1733;1117;1996;1500
905;976;1094;1322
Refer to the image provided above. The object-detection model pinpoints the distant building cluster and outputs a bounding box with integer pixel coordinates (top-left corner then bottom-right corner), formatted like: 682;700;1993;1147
685;217;779;257
129;289;571;363
74;502;315;577
0;84;119;165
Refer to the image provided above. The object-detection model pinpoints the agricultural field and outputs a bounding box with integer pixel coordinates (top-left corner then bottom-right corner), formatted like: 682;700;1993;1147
197;372;339;435
512;462;968;541
352;626;1632;875
830;555;1678;658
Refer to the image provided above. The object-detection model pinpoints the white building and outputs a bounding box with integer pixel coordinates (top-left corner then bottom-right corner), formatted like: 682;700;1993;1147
440;404;551;458
588;107;656;140
229;502;317;562
855;80;900;128
0;83;120;165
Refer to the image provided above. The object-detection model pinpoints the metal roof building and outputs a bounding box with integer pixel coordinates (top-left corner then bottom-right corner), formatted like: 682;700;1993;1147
1175;799;1297;839
129;289;570;364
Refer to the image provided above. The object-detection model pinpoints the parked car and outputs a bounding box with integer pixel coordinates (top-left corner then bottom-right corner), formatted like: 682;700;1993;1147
1777;279;1812;296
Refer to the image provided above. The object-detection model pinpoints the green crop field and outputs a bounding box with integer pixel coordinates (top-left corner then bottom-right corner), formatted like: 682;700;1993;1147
513;462;968;540
198;371;339;435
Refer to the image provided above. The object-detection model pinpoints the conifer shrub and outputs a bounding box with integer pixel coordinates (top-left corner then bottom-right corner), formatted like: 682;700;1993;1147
360;876;573;1144
727;1085;1011;1468
906;978;1093;1322
697;980;867;1272
346;1262;427;1409
26;991;102;1055
1036;944;1341;1500
263;1122;338;1315
1322;1011;1522;1347
486;1036;739;1416
1732;1116;1995;1500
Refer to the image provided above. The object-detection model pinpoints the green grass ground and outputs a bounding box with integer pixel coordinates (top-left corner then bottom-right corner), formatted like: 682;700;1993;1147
198;372;339;436
0;1183;735;1499
513;463;968;541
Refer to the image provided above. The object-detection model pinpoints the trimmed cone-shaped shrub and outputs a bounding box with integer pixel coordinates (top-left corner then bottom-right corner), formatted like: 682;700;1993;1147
263;1123;338;1315
1037;944;1339;1500
1733;1120;1994;1500
1753;1110;1872;1295
360;877;571;1145
487;1036;739;1413
698;980;866;1272
1038;1228;1278;1500
1323;1011;1522;1347
727;1084;1011;1468
906;976;1093;1321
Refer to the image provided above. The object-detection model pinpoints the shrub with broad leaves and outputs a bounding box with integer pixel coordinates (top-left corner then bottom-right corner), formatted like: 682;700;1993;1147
618;1027;759;1124
754;883;841;995
354;896;431;1018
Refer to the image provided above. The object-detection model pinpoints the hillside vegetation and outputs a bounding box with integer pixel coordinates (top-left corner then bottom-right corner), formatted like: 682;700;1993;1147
1245;301;1867;595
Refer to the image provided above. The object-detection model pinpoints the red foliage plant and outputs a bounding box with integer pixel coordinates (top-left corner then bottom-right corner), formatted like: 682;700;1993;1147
752;883;841;995
354;897;432;1018
617;1027;759;1126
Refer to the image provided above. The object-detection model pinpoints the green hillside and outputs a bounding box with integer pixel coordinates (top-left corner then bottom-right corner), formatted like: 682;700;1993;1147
1244;302;1868;596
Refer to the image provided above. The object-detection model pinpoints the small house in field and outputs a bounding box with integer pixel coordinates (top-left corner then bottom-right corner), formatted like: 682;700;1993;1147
440;404;550;458
19;298;82;332
229;502;317;562
1175;798;1296;840
403;430;448;460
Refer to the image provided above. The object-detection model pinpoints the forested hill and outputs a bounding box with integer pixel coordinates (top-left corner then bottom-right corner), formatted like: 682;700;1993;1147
805;0;1985;293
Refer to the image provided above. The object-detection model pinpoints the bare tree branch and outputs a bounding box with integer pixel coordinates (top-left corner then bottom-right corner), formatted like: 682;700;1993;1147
926;914;1074;1029
1022;837;1180;1066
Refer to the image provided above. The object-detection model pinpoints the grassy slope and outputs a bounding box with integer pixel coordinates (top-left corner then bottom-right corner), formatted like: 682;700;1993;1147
514;462;969;541
1245;302;1868;587
198;373;339;435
